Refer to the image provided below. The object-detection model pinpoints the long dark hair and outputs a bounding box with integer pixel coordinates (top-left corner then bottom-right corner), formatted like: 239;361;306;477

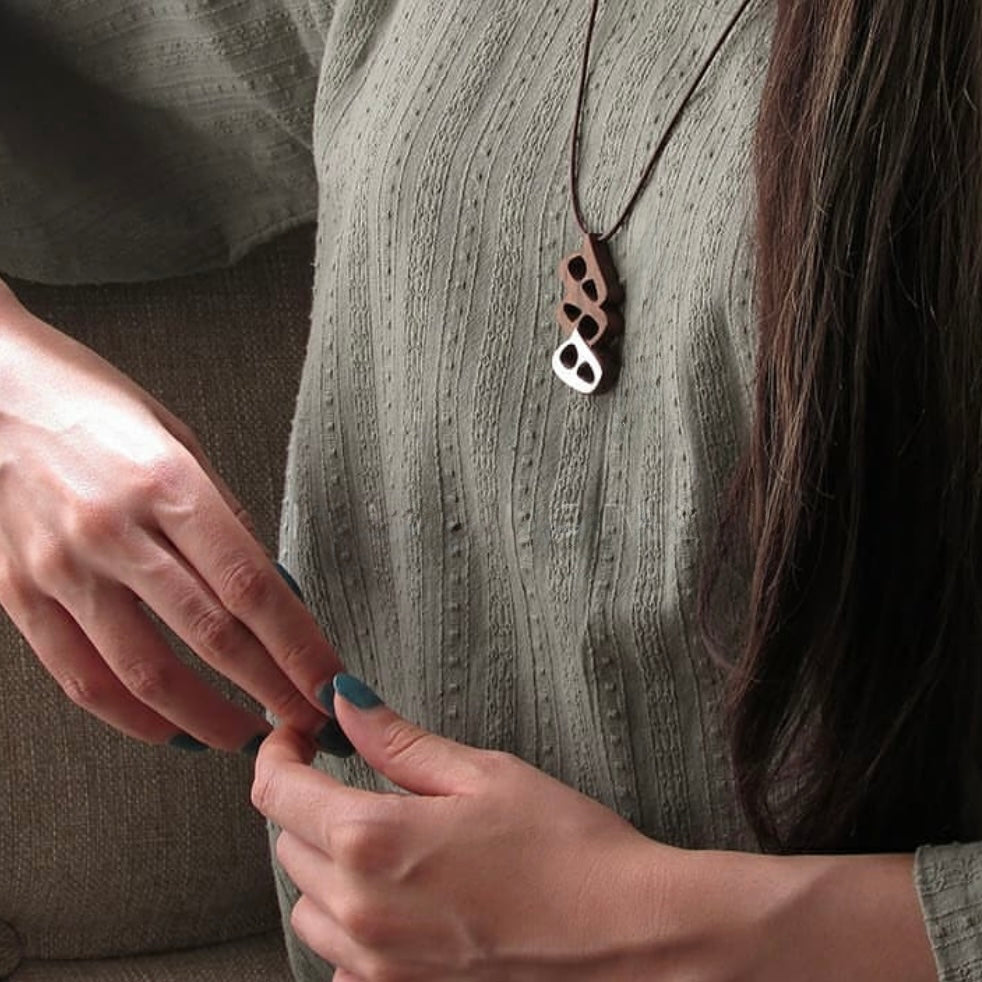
720;0;982;853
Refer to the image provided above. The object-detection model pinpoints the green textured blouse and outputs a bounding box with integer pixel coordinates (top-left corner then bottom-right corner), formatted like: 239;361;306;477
1;1;978;979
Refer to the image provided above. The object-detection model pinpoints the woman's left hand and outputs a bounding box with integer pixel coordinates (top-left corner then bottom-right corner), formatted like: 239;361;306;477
252;675;937;982
251;674;681;982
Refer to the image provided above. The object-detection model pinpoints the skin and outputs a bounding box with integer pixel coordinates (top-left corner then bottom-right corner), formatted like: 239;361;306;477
254;690;939;982
0;276;940;977
0;279;343;750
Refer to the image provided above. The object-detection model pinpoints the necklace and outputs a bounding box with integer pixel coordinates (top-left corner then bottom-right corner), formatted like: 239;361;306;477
553;0;755;395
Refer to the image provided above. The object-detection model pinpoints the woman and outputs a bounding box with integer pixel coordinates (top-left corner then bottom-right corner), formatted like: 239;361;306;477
0;0;976;978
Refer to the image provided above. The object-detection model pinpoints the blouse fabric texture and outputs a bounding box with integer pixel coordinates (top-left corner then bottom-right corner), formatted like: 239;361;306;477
1;1;980;979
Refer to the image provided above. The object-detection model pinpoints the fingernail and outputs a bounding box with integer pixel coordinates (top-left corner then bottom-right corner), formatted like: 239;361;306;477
314;718;355;758
333;673;383;710
239;732;268;757
316;680;337;716
275;562;304;600
169;733;209;752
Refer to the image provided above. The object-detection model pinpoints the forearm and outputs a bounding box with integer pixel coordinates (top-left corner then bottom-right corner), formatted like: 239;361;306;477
620;843;936;981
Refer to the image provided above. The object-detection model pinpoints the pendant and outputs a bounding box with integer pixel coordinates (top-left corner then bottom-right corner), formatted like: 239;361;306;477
552;233;624;395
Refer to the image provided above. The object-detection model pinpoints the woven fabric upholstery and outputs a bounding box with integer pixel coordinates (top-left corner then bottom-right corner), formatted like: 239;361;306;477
9;933;291;982
0;225;314;980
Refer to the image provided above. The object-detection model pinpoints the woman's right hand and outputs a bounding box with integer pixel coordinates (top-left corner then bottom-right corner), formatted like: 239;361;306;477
0;278;344;753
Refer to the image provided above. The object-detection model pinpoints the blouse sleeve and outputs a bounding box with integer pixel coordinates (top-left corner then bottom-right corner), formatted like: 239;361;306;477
0;0;327;285
916;843;982;980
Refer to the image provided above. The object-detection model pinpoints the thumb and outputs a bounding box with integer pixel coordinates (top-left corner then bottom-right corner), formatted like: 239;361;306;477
331;673;485;797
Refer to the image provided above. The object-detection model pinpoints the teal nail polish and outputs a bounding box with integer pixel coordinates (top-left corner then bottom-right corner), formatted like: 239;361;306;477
315;718;355;758
333;673;383;710
239;733;268;757
316;680;337;716
169;733;209;752
275;562;304;600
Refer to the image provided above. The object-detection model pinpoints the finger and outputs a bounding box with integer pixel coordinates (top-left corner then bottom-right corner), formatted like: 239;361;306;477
124;532;330;736
275;829;335;907
252;727;387;847
331;970;364;982
0;582;184;745
277;828;415;923
288;871;424;981
155;472;343;709
277;828;418;940
65;580;271;751
290;895;373;980
332;674;487;796
256;722;318;767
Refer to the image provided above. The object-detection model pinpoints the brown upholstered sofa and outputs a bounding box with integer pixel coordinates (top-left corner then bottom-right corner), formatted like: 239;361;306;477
0;228;316;982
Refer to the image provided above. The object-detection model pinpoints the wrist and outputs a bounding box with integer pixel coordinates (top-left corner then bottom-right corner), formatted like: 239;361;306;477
593;837;697;981
672;848;936;982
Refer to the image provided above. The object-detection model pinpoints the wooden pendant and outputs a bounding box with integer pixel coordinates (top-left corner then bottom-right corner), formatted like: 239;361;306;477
552;233;624;394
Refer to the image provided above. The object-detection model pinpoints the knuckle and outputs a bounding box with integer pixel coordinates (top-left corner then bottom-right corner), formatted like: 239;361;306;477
288;897;320;951
380;718;429;764
287;901;307;939
220;560;270;613
265;684;316;725
120;659;174;703
27;541;76;587
59;673;109;710
273;828;303;872
142;448;190;497
188;605;240;655
331;821;396;875
251;763;279;815
70;499;125;546
276;638;321;676
338;897;397;950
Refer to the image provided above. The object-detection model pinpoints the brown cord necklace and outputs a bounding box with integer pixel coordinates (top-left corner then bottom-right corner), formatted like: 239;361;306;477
552;0;754;395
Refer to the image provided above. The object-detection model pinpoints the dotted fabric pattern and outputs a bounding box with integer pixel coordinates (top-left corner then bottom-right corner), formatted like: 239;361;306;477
917;845;982;981
278;0;768;977
0;0;323;283
284;0;765;829
2;1;980;980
